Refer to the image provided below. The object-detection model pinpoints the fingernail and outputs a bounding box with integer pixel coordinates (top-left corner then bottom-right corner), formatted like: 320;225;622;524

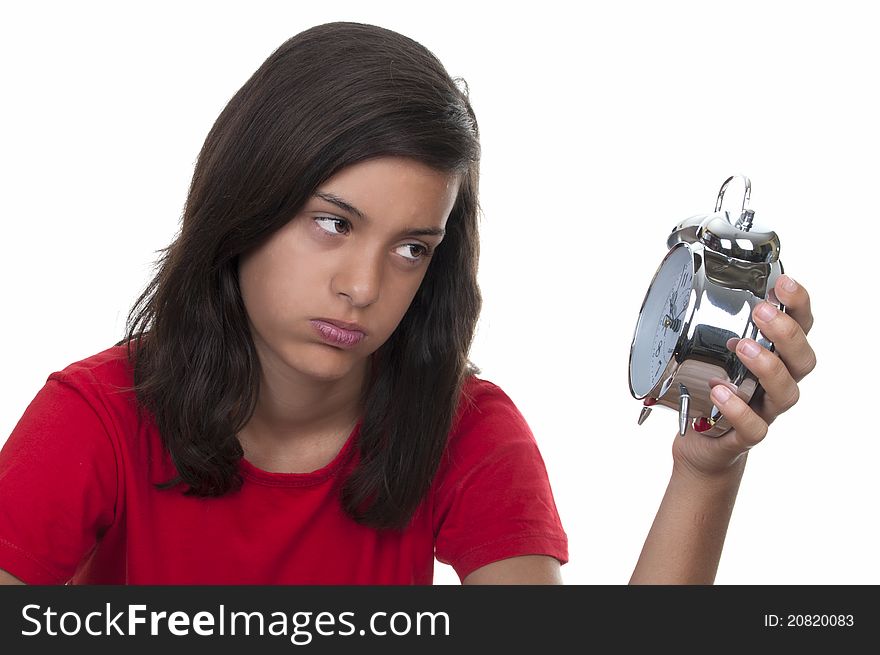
711;385;732;403
738;339;761;358
755;302;777;322
781;275;798;293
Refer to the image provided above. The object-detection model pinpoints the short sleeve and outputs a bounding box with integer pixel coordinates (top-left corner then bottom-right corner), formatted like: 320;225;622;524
0;377;118;584
432;379;568;581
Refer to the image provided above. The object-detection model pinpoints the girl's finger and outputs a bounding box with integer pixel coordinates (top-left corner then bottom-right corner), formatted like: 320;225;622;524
710;383;769;452
774;274;814;336
751;300;817;382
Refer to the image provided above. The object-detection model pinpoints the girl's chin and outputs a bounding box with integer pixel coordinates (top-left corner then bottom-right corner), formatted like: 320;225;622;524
285;345;366;381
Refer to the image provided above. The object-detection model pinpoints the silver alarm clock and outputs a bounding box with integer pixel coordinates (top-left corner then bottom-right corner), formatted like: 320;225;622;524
628;175;784;437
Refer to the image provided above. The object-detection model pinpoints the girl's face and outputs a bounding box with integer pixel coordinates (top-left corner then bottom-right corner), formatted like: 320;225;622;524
239;156;460;384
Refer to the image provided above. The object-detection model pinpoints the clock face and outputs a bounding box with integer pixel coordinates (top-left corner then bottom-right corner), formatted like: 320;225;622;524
629;243;695;398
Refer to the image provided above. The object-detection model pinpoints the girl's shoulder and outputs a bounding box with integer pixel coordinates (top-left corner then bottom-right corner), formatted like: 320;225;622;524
449;374;536;450
51;342;135;386
41;342;145;432
459;374;511;407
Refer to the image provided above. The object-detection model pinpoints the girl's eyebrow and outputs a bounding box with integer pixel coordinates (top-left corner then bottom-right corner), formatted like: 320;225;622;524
314;191;366;221
312;191;446;238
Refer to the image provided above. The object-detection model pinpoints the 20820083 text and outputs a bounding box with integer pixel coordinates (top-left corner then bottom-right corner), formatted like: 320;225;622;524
763;614;854;628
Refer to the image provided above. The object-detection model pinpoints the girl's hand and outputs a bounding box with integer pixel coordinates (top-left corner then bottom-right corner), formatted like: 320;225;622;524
672;274;816;478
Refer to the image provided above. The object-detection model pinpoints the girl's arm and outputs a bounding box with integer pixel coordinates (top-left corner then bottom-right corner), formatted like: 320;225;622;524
0;568;25;585
630;457;746;584
463;556;562;584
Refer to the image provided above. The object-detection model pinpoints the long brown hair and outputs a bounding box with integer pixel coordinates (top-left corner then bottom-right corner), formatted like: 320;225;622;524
117;22;482;530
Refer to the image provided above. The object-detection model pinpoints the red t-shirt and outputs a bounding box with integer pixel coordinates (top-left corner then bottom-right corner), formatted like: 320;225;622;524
0;344;568;584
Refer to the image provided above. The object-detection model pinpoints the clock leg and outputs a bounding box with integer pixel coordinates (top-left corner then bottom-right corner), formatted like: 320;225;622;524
678;384;690;436
638;396;658;425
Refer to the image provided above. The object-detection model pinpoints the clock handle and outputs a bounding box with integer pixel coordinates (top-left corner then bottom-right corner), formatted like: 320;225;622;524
715;174;755;231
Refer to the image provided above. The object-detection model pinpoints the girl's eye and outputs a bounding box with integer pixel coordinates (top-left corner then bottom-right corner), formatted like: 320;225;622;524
314;216;350;235
314;216;431;263
395;243;431;263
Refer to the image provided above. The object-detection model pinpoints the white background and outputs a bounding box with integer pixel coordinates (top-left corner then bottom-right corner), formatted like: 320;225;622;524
1;1;876;585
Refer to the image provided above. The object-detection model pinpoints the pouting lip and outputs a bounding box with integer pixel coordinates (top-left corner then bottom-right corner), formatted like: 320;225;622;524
313;317;368;335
